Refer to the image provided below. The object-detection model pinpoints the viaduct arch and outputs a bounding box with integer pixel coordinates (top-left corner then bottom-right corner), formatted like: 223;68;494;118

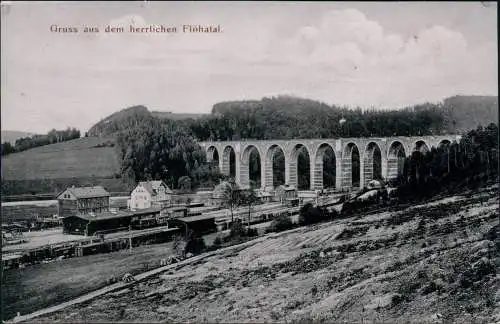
200;135;461;191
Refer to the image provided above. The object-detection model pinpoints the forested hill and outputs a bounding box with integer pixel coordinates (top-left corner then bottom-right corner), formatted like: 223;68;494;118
193;96;440;141
87;105;151;137
87;95;497;141
190;95;498;141
441;95;498;133
87;105;205;137
151;111;207;120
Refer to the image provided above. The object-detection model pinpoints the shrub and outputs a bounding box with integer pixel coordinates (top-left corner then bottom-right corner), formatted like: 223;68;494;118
106;275;118;285
421;280;444;295
172;234;186;257
184;230;206;255
223;220;260;244
416;218;426;234
472;257;496;280
206;245;220;252
229;220;246;239
185;237;206;255
391;293;405;306
338;194;349;203
268;214;294;233
484;224;499;242
299;203;324;226
328;209;339;219
213;236;222;246
247;227;258;237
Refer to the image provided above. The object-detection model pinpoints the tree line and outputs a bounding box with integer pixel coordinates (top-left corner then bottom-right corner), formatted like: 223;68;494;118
115;114;222;190
189;96;449;141
394;123;498;200
1;128;81;156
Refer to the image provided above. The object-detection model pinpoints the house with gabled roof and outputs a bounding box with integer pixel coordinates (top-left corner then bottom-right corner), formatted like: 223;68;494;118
57;185;110;218
128;180;172;211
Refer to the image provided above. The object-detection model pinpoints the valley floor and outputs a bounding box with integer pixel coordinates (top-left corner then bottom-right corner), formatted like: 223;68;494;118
14;185;500;323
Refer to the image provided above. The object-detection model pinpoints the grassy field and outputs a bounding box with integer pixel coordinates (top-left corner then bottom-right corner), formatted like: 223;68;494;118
1;137;130;195
2;137;121;181
24;184;499;323
1;204;59;223
2;241;176;321
1;197;129;223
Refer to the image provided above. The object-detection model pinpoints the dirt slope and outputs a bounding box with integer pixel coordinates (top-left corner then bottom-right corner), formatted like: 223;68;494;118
27;185;499;323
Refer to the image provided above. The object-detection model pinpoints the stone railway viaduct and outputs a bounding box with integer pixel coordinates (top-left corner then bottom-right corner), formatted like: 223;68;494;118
199;135;461;191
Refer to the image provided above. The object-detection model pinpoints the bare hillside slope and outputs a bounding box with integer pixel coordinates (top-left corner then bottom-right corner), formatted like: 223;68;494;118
28;185;499;323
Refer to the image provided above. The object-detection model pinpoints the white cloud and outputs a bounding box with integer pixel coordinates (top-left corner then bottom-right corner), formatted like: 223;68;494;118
84;9;495;104
1;5;497;132
251;8;496;108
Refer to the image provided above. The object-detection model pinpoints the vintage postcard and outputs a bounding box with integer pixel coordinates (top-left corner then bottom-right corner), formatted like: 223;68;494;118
1;1;498;323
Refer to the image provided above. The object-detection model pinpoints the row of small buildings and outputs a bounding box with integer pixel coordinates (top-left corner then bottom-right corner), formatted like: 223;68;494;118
58;181;173;236
58;180;300;236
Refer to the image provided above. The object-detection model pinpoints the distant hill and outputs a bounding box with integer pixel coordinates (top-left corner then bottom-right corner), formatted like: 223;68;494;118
205;95;498;139
1;136;130;197
151;111;207;120
87;105;151;137
87;105;207;137
211;96;332;116
441;95;498;133
1;130;35;144
84;95;499;140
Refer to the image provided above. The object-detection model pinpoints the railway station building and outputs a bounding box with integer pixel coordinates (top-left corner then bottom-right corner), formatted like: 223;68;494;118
62;207;162;236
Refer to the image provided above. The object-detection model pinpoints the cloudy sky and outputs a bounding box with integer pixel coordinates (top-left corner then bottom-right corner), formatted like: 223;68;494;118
1;1;497;133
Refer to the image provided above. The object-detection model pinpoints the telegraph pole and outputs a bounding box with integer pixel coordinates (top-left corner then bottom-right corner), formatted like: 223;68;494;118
486;151;490;175
129;225;132;251
447;146;450;174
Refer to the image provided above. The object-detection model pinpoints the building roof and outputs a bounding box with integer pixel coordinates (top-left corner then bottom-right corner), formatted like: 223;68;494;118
152;180;172;192
2;253;23;261
212;181;230;199
66;207;161;222
196;190;213;195
367;180;383;188
167;206;188;212
61;186;110;199
138;180;172;196
174;213;216;223
130;207;162;216
256;190;273;197
138;182;154;195
276;185;297;192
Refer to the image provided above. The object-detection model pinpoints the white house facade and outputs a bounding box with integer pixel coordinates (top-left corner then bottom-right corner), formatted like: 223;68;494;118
128;180;172;211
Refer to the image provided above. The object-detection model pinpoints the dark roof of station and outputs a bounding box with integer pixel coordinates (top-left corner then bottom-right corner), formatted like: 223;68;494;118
64;207;161;221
